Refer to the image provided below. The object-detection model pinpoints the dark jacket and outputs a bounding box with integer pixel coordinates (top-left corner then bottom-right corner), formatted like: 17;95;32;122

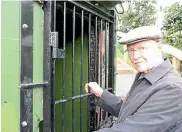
96;59;182;132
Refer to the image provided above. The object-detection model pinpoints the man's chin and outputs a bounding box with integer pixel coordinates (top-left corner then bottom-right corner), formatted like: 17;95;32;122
135;67;147;73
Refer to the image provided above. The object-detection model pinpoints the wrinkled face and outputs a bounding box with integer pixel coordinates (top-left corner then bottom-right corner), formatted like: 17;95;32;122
126;40;162;74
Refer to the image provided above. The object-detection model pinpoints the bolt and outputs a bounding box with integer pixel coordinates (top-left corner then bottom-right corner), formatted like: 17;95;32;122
22;24;28;29
21;121;27;127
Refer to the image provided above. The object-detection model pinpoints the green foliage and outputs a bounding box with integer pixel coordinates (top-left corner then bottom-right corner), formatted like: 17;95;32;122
117;0;157;32
116;39;124;53
163;2;182;74
163;2;182;50
116;47;124;59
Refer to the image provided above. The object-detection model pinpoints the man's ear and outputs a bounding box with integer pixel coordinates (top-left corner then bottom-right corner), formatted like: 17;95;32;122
157;42;163;49
155;39;163;49
153;41;161;50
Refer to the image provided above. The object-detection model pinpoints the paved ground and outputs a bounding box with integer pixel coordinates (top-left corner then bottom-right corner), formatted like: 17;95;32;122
115;73;136;97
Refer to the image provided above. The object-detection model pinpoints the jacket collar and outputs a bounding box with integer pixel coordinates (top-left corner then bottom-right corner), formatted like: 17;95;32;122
143;58;173;84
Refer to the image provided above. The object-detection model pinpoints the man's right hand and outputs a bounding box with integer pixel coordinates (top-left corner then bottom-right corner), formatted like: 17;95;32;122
85;82;103;97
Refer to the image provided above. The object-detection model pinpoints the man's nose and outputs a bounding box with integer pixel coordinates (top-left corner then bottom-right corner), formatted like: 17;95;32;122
133;50;140;59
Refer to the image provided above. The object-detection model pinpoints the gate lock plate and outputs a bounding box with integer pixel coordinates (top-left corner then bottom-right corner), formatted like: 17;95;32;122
52;48;65;59
50;32;65;59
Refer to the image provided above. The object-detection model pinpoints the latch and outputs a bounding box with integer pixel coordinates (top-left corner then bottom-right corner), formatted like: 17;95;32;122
49;32;65;59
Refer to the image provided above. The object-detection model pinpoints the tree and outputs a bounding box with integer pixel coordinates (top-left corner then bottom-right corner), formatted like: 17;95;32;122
163;2;182;51
117;0;157;33
162;2;182;75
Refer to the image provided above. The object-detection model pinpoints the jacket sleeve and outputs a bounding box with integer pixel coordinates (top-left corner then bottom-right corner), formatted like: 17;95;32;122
96;85;182;132
96;90;123;117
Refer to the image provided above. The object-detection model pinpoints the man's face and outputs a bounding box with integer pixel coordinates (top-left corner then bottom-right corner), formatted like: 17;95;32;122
126;40;162;73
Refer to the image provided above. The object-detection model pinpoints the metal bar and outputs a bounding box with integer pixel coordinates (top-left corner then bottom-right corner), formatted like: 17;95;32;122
105;22;107;90
89;16;98;131
94;16;98;130
88;13;91;132
99;20;106;126
97;19;102;128
20;82;48;89
68;1;114;23
105;22;109;90
51;1;56;132
95;17;98;82
99;19;104;127
72;6;76;132
53;1;56;31
62;2;66;132
108;10;116;93
43;1;56;132
20;1;33;131
55;93;94;104
99;19;103;88
102;20;106;122
105;22;109;119
56;3;89;23
63;2;66;50
56;87;119;105
43;1;52;132
80;9;84;132
84;1;114;18
102;20;106;90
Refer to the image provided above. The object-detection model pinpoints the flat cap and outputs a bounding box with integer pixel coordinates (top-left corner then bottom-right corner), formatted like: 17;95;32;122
120;26;162;45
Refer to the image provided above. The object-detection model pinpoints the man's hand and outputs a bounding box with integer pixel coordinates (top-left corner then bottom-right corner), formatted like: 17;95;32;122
85;82;103;97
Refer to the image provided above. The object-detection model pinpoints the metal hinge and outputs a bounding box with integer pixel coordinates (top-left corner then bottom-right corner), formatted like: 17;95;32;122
49;32;65;59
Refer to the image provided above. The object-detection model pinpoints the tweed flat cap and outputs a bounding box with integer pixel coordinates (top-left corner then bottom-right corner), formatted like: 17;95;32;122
120;26;162;45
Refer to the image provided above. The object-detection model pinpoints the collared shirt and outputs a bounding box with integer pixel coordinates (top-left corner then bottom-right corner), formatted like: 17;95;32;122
138;58;164;80
96;58;182;132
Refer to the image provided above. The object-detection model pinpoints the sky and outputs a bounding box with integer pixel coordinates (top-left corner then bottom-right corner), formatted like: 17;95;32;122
157;0;182;7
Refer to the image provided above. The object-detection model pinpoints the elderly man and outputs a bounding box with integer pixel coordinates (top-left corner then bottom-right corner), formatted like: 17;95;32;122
85;26;182;132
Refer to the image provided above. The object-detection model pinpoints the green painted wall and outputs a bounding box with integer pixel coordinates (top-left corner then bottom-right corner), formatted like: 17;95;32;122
1;1;20;132
2;1;44;132
55;36;89;132
33;2;44;132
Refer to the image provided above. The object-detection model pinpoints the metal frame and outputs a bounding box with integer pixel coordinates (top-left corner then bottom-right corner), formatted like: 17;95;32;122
20;1;33;131
43;1;115;132
20;82;48;89
69;1;114;23
43;1;56;132
108;10;116;93
61;2;66;132
72;5;76;132
80;8;84;132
